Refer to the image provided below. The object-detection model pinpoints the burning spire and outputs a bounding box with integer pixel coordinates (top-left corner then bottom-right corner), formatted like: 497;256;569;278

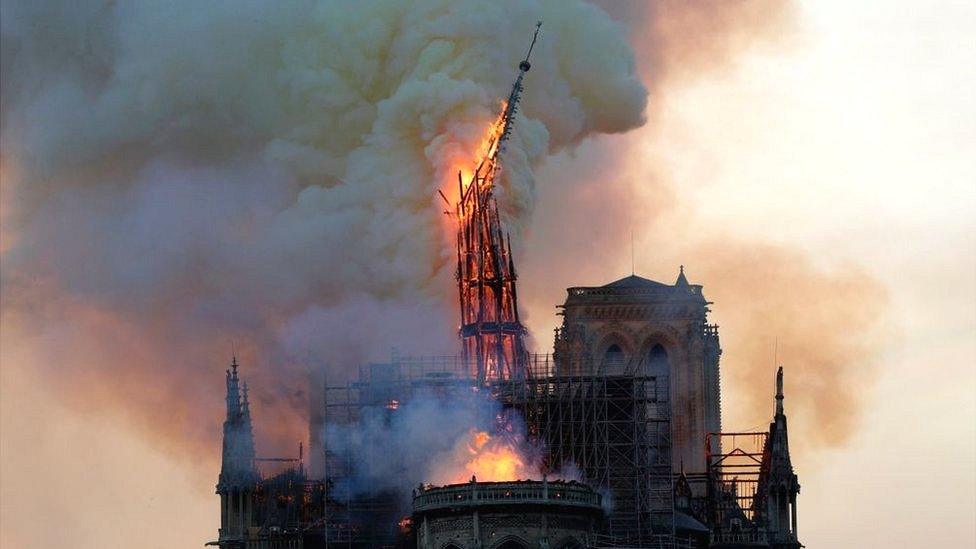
454;22;541;383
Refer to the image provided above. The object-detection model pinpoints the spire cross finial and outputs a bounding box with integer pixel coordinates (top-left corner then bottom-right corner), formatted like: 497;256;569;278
521;20;543;69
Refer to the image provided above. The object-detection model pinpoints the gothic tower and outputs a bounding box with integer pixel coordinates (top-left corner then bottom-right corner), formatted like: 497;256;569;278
553;267;722;473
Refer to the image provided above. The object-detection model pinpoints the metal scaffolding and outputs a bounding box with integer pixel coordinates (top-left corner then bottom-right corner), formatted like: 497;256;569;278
320;352;679;548
703;432;769;546
497;355;675;547
322;356;477;548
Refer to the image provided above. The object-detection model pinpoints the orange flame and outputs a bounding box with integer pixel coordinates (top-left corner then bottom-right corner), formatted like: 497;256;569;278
463;429;527;481
442;102;509;206
434;428;539;484
476;102;508;162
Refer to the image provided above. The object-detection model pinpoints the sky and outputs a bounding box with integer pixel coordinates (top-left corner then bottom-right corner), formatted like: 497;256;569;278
2;1;975;548
612;1;975;545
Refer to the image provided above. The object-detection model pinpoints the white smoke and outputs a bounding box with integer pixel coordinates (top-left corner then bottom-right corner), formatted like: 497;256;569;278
0;0;647;454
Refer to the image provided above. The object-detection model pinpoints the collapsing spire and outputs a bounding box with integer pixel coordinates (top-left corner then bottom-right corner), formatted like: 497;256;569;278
496;21;541;152
454;23;541;383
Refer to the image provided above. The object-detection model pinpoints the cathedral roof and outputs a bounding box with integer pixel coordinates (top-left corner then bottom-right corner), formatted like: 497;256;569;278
564;267;707;305
602;274;671;289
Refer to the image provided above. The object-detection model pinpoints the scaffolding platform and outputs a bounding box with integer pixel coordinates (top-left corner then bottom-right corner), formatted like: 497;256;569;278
322;352;678;548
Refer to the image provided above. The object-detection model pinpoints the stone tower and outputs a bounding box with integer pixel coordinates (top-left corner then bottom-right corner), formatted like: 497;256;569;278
553;267;722;473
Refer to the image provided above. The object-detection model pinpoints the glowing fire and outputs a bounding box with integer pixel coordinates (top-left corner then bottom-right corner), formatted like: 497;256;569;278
475;103;508;163
434;427;540;485
463;429;527;481
441;101;509;207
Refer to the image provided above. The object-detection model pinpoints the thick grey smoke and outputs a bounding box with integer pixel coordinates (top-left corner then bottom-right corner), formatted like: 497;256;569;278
0;0;647;457
325;390;574;499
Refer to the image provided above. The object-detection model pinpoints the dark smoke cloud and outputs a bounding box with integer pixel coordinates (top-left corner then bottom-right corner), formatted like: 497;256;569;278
0;0;647;461
2;0;872;485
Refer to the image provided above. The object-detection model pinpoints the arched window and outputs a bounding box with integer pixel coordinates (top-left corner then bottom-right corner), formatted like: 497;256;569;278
648;344;670;401
603;344;624;374
495;541;529;549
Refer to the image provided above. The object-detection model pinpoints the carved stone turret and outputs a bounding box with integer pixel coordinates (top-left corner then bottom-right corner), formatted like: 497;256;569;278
216;357;258;544
762;367;801;549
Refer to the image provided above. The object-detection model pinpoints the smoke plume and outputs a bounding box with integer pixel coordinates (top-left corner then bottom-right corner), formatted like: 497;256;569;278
0;0;646;460
1;0;883;485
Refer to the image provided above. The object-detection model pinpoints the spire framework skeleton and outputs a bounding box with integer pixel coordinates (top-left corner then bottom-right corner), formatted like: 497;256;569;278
454;22;541;383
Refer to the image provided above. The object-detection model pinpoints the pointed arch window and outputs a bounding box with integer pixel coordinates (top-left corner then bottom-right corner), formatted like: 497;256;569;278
648;344;670;401
603;344;624;373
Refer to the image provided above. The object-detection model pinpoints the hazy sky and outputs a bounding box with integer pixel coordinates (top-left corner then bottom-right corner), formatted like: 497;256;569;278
628;2;975;545
2;1;974;548
675;2;976;546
